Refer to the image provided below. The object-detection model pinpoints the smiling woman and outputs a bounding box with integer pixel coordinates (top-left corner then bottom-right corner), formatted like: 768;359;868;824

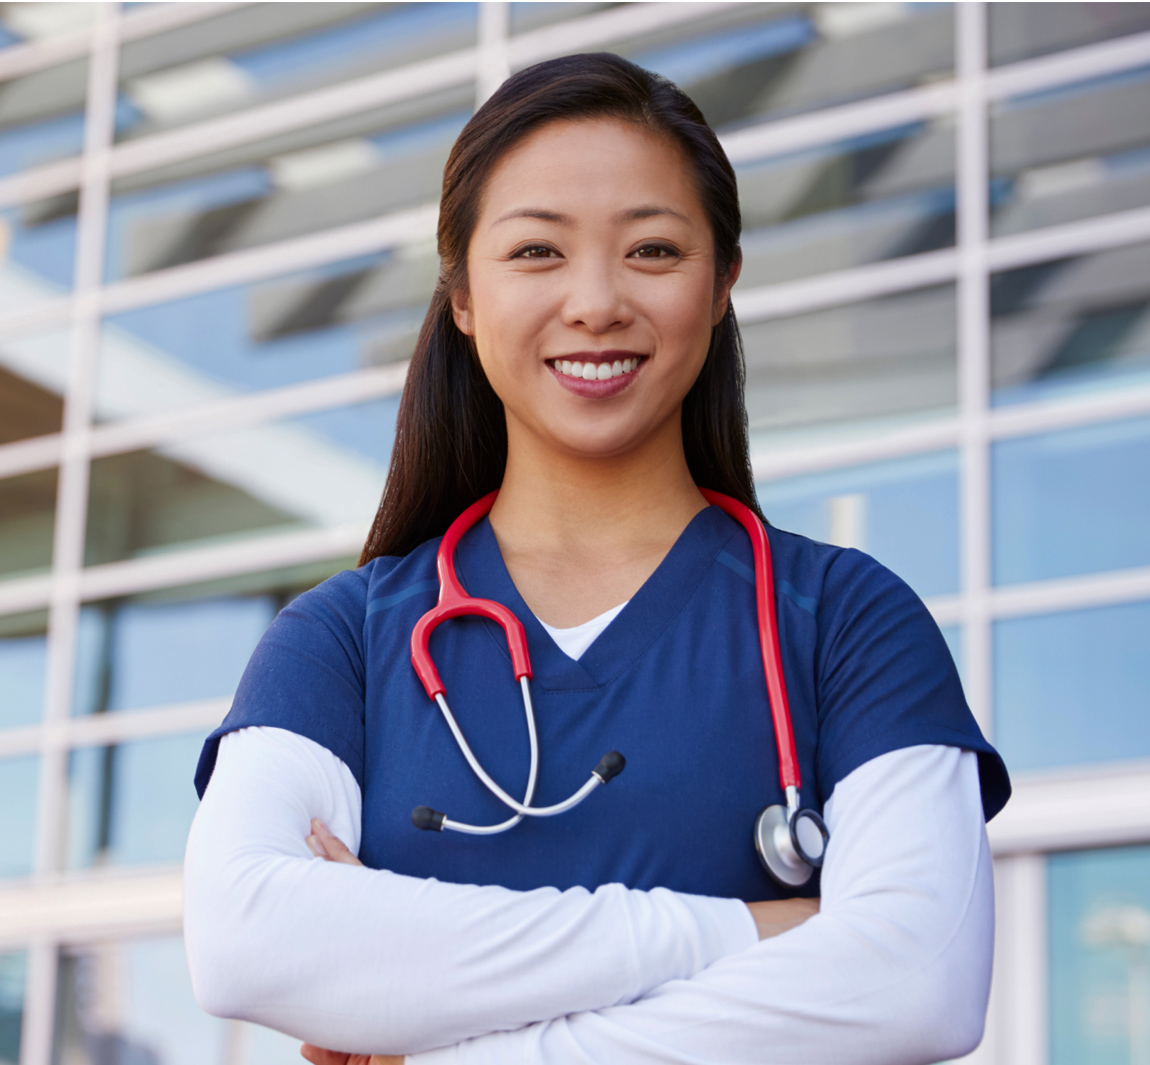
183;53;1008;1065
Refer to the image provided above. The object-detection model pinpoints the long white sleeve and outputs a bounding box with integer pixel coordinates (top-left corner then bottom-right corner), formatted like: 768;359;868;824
409;744;994;1065
183;726;756;1055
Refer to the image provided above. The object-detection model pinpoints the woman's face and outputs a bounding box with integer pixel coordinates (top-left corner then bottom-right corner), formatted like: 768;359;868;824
453;116;738;462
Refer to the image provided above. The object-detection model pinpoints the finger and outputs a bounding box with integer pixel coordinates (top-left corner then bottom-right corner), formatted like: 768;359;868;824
305;834;328;859
311;819;364;866
300;1045;350;1065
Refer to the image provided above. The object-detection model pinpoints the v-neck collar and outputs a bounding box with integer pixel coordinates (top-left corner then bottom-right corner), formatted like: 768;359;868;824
453;505;741;692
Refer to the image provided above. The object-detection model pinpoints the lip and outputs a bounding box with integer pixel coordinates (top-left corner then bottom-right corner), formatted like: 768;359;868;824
546;350;647;400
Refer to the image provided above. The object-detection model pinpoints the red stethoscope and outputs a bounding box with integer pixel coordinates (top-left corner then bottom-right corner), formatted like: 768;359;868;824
408;488;829;887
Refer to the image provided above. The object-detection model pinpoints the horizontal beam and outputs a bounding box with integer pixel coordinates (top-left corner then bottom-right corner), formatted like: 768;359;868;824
0;868;183;949
0;697;231;759
990;758;1150;855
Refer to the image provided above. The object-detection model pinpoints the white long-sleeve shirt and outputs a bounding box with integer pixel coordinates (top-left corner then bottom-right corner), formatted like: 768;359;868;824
184;727;992;1063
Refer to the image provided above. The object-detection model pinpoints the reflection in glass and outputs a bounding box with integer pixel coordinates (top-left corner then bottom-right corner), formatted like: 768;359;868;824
103;96;469;281
624;2;953;128
990;3;1150;66
0;469;56;580
55;937;228;1065
757;451;959;599
0;951;25;1065
990;241;1150;404
0;755;37;879
67;732;205;869
97;254;428;420
994;599;1150;771
116;3;477;142
990;68;1150;238
71;558;352;716
735;120;955;285
85;397;395;565
0;611;48;729
0;329;68;441
742;284;956;441
994;416;1150;585
0;58;88;179
0;200;77;311
1048;845;1150;1065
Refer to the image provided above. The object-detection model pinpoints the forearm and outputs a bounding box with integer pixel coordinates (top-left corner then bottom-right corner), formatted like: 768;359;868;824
408;746;994;1065
184;727;756;1054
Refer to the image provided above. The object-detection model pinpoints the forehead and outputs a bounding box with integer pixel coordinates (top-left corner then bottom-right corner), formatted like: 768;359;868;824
477;116;703;222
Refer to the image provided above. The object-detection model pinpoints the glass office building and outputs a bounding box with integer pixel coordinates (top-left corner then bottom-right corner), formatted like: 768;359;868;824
1;3;1149;1063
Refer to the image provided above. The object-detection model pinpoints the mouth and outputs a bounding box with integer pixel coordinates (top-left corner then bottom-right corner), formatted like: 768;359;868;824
546;354;647;382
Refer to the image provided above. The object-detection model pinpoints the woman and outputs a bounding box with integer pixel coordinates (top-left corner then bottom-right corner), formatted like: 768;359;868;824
185;54;1009;1065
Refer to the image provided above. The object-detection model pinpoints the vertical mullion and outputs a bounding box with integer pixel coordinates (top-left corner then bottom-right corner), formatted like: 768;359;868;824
996;854;1050;1065
476;2;510;106
24;8;120;1065
956;2;992;739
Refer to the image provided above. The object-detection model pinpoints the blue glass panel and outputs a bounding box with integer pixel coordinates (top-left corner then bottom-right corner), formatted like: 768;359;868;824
991;67;1150;238
55;937;227;1065
68;732;205;869
84;396;397;565
1048;844;1150;1065
743;284;957;438
623;3;953;128
73;559;351;716
104;105;468;280
757;451;960;599
0;755;37;880
0;951;25;1065
733;121;955;285
116;4;476;142
994;600;1150;772
0;614;47;729
0;109;85;179
98;260;419;414
993;416;1150;585
990;242;1150;406
0;201;76;312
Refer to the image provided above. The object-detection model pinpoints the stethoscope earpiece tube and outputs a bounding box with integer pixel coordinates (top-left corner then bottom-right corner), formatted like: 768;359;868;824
412;806;446;832
593;751;626;784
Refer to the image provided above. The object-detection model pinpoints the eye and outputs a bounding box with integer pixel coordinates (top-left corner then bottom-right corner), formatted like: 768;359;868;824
630;243;679;260
512;244;560;259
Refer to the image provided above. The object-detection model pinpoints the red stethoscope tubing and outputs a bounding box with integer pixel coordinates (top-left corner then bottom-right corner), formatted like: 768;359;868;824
409;487;802;796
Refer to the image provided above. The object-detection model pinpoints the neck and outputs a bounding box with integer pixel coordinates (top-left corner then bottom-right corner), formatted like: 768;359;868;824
488;413;708;626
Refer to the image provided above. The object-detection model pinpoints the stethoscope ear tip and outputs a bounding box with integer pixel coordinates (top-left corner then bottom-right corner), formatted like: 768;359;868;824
412;806;446;832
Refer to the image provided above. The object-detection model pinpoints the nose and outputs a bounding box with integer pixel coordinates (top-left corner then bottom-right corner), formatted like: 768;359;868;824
560;258;632;335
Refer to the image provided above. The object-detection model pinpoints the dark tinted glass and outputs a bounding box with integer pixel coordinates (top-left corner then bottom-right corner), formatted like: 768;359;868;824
990;3;1150;66
735;120;955;285
990;242;1150;405
990;68;1150;238
743;284;956;441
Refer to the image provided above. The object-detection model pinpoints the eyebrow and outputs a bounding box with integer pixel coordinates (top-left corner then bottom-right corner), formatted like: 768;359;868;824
493;205;691;225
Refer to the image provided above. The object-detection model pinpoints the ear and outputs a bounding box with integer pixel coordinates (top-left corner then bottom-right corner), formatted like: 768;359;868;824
712;250;742;327
451;287;475;336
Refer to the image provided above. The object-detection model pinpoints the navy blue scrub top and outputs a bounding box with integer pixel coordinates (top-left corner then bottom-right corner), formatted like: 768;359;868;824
196;506;1010;901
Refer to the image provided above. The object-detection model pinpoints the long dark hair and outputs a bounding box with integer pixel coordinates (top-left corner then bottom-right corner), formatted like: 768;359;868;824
360;52;761;563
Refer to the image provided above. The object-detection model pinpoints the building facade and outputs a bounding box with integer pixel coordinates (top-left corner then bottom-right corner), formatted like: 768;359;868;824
1;3;1150;1063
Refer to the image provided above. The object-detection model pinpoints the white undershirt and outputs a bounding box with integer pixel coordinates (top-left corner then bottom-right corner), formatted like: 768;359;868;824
538;602;629;660
184;729;993;1063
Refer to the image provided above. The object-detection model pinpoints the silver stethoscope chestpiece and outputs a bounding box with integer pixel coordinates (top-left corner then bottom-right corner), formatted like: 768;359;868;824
753;802;829;888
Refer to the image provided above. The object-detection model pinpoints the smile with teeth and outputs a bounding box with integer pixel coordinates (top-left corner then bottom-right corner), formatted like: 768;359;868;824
549;357;644;381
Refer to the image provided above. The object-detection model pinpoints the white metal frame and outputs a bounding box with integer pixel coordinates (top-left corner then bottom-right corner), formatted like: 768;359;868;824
2;5;1150;1064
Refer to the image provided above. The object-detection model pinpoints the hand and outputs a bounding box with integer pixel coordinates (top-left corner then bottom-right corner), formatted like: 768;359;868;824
300;1047;402;1065
305;818;363;866
745;896;819;940
300;824;402;1064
